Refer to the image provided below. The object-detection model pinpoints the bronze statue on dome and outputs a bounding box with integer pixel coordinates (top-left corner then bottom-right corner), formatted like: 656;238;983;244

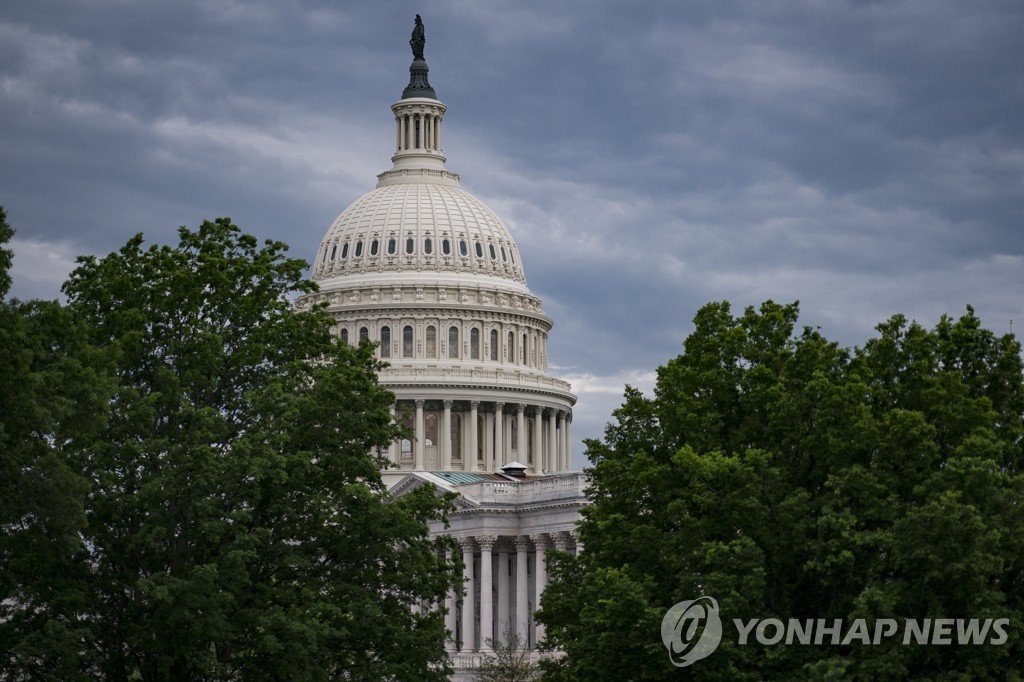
410;15;425;60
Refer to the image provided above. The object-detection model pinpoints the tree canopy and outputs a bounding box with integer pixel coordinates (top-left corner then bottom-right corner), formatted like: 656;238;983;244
1;217;459;680
538;300;1024;681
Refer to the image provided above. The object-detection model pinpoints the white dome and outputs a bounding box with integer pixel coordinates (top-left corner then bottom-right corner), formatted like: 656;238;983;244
312;180;527;286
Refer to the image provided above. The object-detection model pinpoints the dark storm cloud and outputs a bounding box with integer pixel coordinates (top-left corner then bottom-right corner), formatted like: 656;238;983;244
2;0;1022;455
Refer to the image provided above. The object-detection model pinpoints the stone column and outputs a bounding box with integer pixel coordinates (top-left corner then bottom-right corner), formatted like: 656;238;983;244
533;408;543;472
514;536;530;646
460;538;476;652
469;401;480;472
493;402;505;468
445;548;458;651
516;404;526;463
442;400;453;471
563;415;572;471
532;534;548;644
547;409;558;473
478;535;496;651
557;411;567;472
497;540;510;644
484;411;494;473
414;400;425;470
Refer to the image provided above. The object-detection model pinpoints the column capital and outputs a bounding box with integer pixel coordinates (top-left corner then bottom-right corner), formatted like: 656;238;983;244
443;399;454;409
516;403;526;414
530;533;550;550
544;407;556;417
477;534;497;551
494;401;505;411
552;531;572;551
513;536;532;552
470;400;480;409
415;399;425;408
458;536;476;551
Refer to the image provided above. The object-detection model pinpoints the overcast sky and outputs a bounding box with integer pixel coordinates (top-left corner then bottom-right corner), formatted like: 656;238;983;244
3;1;1022;464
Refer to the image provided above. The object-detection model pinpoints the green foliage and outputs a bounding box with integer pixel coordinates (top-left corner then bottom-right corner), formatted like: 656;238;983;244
477;631;541;682
1;218;460;680
538;300;1024;681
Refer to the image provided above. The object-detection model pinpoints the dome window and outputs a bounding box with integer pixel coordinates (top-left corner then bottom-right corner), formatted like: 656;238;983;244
459;240;468;257
387;238;397;255
470;328;480;359
380;326;391;358
406;238;415;254
370;239;379;256
501;246;507;262
510;250;516;265
341;328;349;344
355;241;363;257
359;327;369;342
424;238;433;255
475;242;483;258
426;325;437;357
507;331;514;362
328;245;336;262
341;243;349;259
442;239;451;255
403;326;413;358
489;329;498;361
448;326;459;359
489;244;496;260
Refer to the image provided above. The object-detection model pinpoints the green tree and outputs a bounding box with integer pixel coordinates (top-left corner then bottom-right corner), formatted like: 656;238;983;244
0;206;114;678
538;300;1024;681
3;218;459;680
477;631;541;682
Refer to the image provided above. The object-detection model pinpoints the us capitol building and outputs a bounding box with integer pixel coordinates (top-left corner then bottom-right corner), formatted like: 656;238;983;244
295;16;585;679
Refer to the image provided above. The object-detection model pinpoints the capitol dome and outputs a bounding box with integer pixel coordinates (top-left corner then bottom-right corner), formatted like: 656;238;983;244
296;19;574;482
312;182;527;286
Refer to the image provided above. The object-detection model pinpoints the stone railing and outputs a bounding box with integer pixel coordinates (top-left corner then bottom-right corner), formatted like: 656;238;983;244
457;473;586;505
380;366;573;395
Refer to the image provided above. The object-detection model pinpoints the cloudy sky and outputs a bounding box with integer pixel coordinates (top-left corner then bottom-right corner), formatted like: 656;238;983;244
3;1;1022;464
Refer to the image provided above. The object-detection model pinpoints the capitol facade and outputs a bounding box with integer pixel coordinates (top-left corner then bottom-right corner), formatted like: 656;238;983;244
294;17;585;679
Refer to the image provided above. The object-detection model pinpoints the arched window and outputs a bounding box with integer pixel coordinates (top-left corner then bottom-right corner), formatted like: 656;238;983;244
354;241;363;257
424;238;433;255
329;245;336;261
459;240;468;257
370;239;379;256
359;327;369;343
387;238;397;255
426;325;437;358
380;326;391;358
341;243;349;259
451;413;462;460
448;326;459;359
489;329;498;361
442;239;451;255
470;328;480;359
521;333;527;364
403;325;413;358
340;328;349;344
507;331;514;362
405;238;415;254
425;412;438;446
511;418;518;449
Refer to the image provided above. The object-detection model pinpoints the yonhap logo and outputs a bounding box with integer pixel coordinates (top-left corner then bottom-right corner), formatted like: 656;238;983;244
660;596;723;667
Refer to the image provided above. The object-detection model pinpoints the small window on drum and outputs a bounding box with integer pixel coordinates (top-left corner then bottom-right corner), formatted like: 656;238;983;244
380;326;391;358
354;241;363;257
341;243;349;259
442;239;451;255
459;240;468;257
501;246;507;262
406;238;415;254
387;238;397;255
489;329;498;361
370;239;379;256
403;325;413;358
475;242;483;258
470;328;480;359
424;238;433;255
448;326;459;359
489;244;496;260
359;327;369;342
340;328;349;344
